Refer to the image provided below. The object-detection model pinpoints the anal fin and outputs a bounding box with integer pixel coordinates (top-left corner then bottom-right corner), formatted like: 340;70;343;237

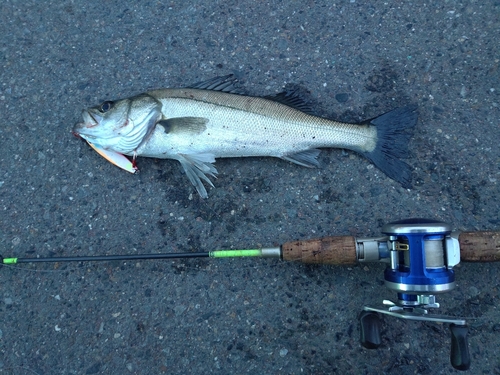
281;149;321;168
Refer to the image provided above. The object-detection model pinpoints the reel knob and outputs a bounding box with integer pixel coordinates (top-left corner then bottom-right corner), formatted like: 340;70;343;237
359;311;381;349
450;324;470;371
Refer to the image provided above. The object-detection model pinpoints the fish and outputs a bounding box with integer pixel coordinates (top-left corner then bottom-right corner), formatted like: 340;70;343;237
73;75;418;198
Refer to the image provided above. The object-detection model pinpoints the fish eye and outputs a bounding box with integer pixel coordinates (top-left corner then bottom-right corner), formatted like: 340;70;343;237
98;101;114;113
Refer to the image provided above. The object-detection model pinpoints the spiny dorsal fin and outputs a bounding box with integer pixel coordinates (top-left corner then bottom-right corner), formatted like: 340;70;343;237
263;90;315;115
187;75;245;94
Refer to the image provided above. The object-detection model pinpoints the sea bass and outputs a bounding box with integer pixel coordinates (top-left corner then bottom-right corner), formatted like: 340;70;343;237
73;75;417;198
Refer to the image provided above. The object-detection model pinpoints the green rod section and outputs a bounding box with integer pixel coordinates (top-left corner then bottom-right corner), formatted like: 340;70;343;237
210;249;263;258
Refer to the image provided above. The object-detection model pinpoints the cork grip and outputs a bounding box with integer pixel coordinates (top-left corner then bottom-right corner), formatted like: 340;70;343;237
282;236;357;265
459;231;500;262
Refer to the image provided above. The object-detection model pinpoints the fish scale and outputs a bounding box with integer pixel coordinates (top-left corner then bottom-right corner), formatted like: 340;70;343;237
141;88;376;159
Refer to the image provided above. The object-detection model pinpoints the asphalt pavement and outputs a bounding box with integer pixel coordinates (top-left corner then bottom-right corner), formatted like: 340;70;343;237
0;1;499;374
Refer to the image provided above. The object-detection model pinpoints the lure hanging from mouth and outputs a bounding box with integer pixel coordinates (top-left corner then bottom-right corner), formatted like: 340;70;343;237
86;141;138;174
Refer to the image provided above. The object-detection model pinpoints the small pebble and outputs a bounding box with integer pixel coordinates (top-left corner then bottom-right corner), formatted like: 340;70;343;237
279;348;288;357
335;93;349;103
469;286;479;297
174;305;187;316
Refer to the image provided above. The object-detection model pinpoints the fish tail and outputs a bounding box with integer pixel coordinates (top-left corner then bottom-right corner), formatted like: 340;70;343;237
361;105;418;188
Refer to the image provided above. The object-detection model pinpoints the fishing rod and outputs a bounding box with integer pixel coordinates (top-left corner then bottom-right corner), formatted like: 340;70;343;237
2;218;499;370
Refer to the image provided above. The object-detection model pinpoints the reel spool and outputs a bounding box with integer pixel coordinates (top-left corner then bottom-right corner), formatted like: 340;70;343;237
359;219;470;371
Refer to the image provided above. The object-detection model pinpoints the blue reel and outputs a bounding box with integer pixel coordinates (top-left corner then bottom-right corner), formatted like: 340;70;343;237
382;219;457;305
360;219;470;371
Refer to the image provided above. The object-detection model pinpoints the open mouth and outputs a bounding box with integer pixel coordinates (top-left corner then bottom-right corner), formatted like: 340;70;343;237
72;110;101;139
82;110;100;128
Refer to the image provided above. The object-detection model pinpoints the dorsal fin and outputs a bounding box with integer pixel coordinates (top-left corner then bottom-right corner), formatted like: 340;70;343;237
187;75;245;94
263;90;314;115
188;75;315;115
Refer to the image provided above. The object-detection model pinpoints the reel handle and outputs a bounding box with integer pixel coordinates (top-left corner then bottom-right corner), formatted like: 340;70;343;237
458;231;500;262
450;324;470;371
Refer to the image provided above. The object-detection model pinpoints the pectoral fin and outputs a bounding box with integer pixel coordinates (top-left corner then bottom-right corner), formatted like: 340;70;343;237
175;153;218;198
87;141;138;174
158;117;208;135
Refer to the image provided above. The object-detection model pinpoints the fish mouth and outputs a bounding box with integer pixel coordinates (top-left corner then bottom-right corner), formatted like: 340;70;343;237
82;110;101;128
72;127;95;142
72;110;100;138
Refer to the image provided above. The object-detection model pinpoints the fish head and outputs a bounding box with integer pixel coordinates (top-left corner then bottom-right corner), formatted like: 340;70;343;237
73;94;162;154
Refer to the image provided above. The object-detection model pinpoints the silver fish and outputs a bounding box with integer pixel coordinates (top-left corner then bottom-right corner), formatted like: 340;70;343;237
73;75;417;198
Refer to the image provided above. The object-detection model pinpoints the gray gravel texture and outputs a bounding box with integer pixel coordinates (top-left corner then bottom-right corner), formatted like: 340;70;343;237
1;1;499;374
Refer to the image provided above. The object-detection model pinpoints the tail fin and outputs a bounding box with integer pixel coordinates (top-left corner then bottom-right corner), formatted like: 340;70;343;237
361;105;418;188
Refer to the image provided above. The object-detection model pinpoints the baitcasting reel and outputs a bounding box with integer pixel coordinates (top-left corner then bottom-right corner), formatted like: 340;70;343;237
357;219;470;370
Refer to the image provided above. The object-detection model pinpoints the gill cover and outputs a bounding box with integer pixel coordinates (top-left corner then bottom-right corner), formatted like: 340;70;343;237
74;94;162;154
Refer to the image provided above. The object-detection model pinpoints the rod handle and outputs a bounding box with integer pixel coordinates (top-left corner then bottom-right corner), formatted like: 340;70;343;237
282;236;357;265
459;231;500;262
